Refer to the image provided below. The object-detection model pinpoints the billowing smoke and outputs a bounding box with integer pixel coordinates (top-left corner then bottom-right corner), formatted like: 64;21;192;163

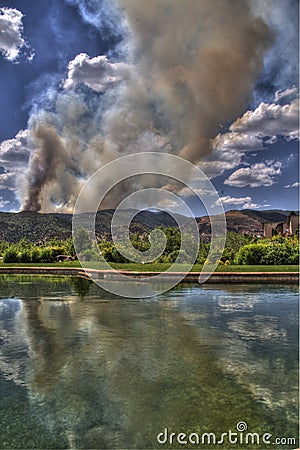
22;124;81;211
19;0;273;212
119;0;272;161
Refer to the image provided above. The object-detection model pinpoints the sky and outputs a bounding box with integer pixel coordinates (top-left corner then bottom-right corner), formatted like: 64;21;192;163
0;0;299;215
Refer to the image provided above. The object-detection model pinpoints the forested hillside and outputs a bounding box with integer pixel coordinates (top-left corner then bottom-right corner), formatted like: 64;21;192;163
0;209;296;243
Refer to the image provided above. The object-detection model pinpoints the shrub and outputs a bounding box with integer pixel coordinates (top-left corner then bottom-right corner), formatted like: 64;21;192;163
157;254;170;263
167;250;179;263
80;249;101;261
31;248;40;263
3;247;19;263
18;249;32;263
177;249;189;263
235;244;269;265
39;247;54;263
261;243;299;265
235;242;299;265
101;247;114;262
110;248;129;263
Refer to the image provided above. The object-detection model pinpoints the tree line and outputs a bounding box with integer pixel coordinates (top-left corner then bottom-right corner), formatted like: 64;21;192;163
0;229;298;265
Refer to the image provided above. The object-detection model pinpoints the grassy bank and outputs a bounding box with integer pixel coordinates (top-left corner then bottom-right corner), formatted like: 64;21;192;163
112;263;299;272
0;261;298;272
0;261;81;268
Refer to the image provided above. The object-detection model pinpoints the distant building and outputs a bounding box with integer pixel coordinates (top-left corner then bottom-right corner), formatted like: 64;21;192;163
263;214;299;238
289;214;299;235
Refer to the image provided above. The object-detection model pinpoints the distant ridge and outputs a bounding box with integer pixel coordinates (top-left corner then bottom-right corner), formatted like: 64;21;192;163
241;209;294;224
0;209;297;243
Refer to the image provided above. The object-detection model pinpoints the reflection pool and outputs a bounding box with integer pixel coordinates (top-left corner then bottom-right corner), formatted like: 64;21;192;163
0;276;298;449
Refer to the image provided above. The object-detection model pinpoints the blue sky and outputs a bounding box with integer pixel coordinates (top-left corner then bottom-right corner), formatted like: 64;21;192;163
0;0;298;215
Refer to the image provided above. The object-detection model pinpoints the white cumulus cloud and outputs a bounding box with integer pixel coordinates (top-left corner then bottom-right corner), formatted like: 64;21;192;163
242;202;264;209
230;97;299;140
0;7;32;62
179;186;215;197
0;130;30;168
64;53;133;92
284;182;299;188
205;94;299;181
0;130;31;191
198;148;243;179
274;86;298;103
224;161;282;188
213;131;264;153
217;195;252;205
0;172;17;190
215;195;263;209
0;196;9;209
211;95;298;169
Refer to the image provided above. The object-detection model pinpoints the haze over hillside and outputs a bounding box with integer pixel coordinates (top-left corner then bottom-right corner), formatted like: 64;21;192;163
0;209;297;244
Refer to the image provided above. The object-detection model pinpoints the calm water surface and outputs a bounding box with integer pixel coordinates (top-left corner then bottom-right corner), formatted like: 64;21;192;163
0;276;298;449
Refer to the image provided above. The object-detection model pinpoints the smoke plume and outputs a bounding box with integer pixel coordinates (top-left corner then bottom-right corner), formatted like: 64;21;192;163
22;124;81;211
119;0;272;161
20;0;273;212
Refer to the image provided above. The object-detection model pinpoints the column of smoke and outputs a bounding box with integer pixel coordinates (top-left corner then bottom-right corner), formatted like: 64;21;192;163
20;0;272;212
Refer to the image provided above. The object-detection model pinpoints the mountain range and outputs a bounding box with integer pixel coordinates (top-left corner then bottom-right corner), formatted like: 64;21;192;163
0;209;296;243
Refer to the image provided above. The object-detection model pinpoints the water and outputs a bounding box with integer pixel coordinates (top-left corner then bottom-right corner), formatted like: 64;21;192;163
0;276;298;449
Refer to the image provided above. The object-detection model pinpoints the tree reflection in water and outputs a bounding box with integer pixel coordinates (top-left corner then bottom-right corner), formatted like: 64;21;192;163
0;277;298;449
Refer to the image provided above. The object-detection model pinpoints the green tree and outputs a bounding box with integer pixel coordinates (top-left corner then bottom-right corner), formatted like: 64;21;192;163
197;240;209;263
63;237;76;257
73;229;92;254
222;232;256;263
0;240;9;256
